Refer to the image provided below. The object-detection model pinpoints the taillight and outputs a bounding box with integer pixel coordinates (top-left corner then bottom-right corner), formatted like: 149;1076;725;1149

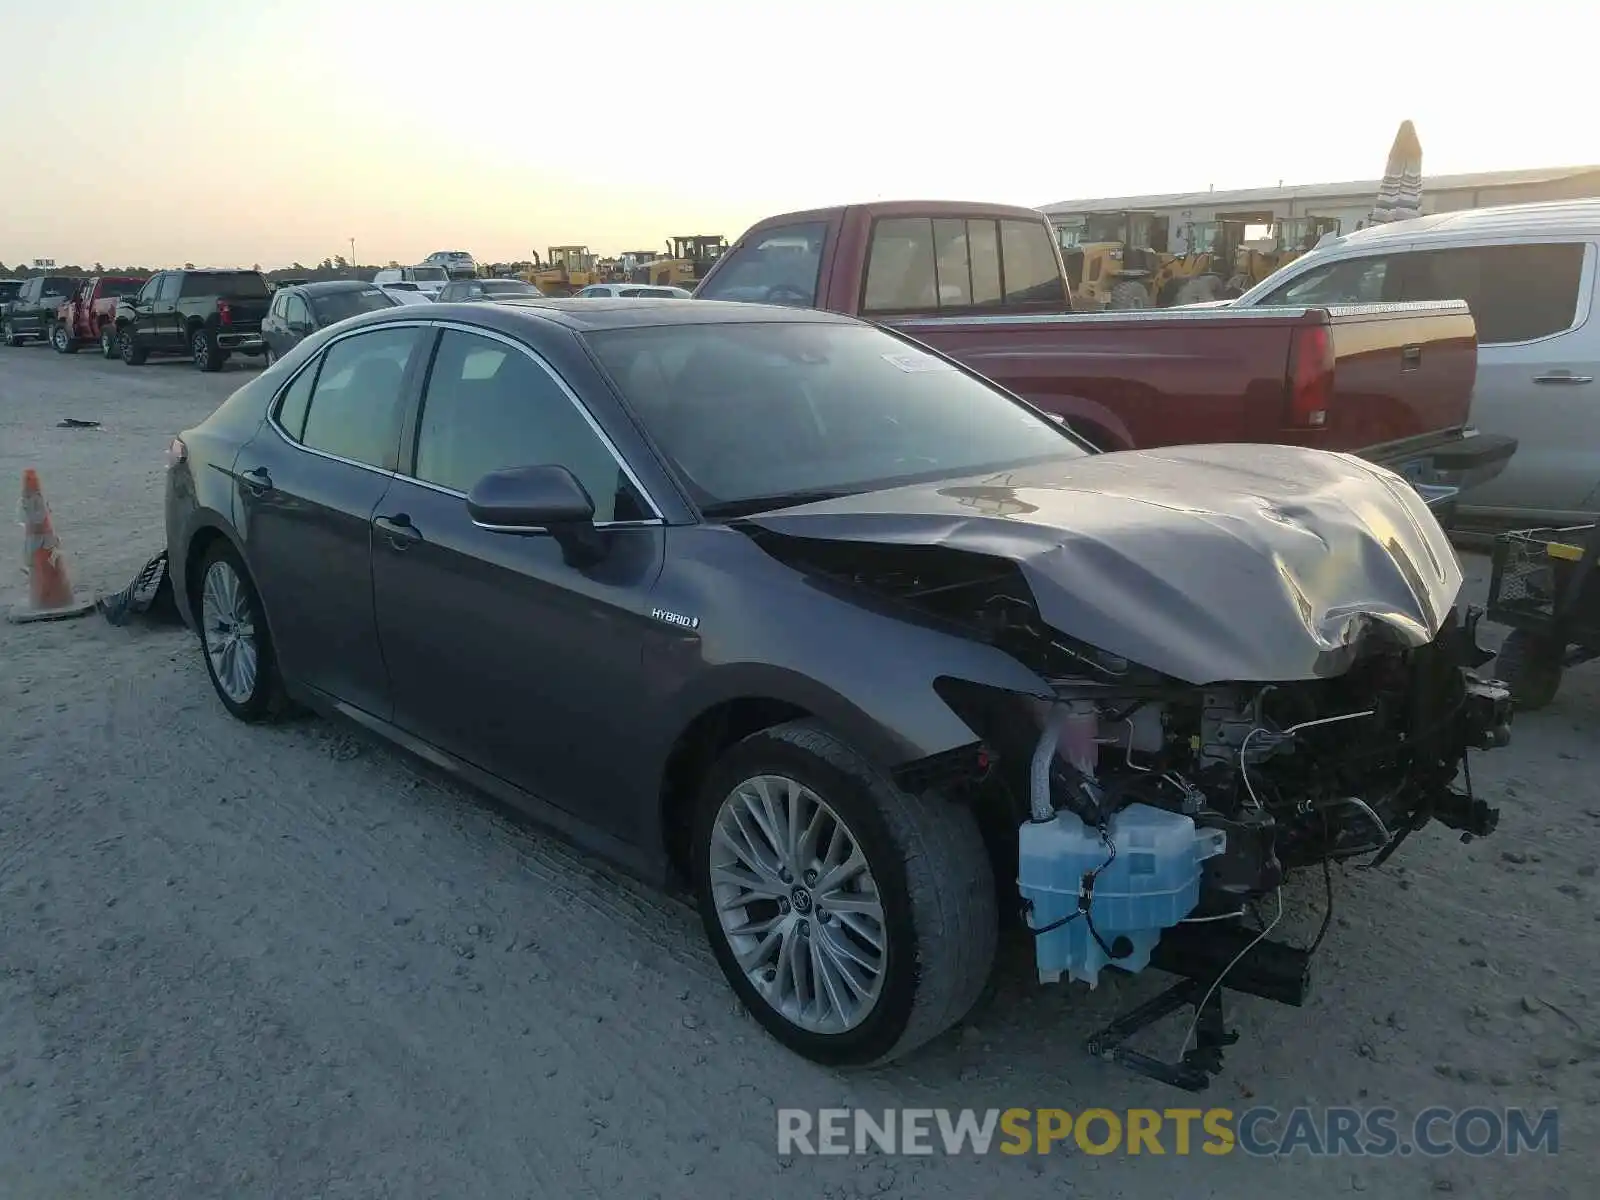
1285;320;1334;430
166;437;187;470
216;300;233;326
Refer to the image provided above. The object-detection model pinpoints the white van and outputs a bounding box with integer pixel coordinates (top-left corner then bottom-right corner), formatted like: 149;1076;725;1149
1233;199;1600;528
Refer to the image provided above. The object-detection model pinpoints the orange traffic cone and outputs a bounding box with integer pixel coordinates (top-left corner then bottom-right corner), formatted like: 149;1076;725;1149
8;469;96;624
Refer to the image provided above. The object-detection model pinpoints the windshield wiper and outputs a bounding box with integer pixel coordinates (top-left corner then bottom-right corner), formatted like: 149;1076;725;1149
701;489;853;519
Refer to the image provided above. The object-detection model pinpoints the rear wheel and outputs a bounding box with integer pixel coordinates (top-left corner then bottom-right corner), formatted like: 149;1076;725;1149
192;327;223;372
196;541;288;722
692;720;997;1066
52;323;78;354
1495;628;1563;711
1108;280;1149;310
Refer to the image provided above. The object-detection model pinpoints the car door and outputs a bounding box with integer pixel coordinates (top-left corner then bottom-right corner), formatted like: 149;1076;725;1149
126;274;164;344
232;322;429;718
370;324;667;821
263;289;289;356
10;279;41;334
1389;241;1598;520
150;272;185;348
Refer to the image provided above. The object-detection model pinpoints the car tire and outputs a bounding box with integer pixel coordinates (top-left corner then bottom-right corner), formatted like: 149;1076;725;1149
692;719;997;1067
263;346;277;368
118;326;148;365
2;321;22;348
99;326;118;359
1495;628;1563;712
52;323;78;354
195;540;289;723
192;326;223;372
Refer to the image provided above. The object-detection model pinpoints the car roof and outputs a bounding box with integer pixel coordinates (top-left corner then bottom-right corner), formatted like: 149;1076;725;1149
431;296;857;332
294;280;381;294
1320;197;1600;252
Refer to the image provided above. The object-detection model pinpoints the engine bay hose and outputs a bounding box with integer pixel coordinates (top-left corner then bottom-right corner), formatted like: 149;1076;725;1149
1029;707;1063;822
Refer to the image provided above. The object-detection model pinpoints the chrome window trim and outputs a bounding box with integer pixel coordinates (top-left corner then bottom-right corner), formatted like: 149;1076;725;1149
409;319;666;524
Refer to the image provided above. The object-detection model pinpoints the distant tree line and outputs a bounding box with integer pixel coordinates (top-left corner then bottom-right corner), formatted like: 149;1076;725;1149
1;257;387;284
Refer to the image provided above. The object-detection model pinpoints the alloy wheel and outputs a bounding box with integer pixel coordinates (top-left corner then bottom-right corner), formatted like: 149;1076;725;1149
193;331;210;369
708;773;887;1034
201;559;259;704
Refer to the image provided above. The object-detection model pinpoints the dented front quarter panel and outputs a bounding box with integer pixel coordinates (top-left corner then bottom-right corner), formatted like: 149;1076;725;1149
745;443;1464;685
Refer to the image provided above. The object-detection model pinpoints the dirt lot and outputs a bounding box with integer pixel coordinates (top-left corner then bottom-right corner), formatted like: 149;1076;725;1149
1;344;1596;1199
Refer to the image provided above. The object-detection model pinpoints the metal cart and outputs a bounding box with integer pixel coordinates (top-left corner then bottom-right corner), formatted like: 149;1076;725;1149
1486;523;1600;710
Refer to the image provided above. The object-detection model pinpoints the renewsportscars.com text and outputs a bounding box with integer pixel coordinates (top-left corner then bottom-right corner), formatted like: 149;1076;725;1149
776;1106;1559;1158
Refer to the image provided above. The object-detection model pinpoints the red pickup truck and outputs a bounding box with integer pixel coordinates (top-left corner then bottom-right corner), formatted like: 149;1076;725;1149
53;275;148;358
692;201;1515;505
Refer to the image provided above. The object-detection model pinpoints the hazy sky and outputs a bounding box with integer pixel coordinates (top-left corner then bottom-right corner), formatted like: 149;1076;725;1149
2;0;1593;269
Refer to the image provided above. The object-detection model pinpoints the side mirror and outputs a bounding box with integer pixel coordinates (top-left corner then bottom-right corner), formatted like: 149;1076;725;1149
466;464;604;566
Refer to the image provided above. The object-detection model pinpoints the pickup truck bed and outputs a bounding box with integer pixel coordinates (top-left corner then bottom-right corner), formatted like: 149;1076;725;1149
693;201;1516;504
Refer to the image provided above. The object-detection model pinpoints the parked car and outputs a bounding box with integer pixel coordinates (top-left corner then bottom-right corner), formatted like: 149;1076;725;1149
423;250;478;279
2;274;82;345
436;278;545;302
573;283;693;299
0;279;22;306
164;298;1510;1080
114;268;271;371
52;275;148;357
694;201;1517;512
261;280;398;364
376;286;435;307
1228;198;1600;530
373;266;449;298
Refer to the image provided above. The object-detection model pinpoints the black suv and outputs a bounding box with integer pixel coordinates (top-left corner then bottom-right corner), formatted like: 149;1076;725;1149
3;275;81;346
115;269;272;371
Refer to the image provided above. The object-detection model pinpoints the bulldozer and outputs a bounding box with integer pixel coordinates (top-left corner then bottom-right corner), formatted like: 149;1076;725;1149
1219;215;1342;295
527;246;599;296
632;235;728;288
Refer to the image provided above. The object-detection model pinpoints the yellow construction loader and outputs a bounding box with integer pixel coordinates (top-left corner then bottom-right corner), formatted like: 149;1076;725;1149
1059;212;1229;310
529;246;599;296
633;235;729;288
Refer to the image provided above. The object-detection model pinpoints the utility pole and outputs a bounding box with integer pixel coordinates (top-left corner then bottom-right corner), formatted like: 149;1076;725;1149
349;237;357;269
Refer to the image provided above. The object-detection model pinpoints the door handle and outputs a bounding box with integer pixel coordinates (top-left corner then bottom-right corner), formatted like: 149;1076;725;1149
374;513;422;549
239;466;272;493
1533;372;1593;385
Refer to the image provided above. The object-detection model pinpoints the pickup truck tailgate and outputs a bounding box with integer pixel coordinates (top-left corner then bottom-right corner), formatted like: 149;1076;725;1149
1318;300;1478;447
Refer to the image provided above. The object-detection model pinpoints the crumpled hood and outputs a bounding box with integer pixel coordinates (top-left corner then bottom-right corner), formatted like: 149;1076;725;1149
746;443;1463;684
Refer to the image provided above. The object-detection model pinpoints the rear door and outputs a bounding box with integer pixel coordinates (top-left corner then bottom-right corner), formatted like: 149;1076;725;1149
370;324;666;821
233;323;428;717
1391;240;1598;519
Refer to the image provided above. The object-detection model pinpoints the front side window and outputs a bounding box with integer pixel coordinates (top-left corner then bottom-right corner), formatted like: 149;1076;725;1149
410;329;647;523
695;221;829;307
1262;255;1393;306
136;275;164;303
1392;242;1586;344
156;275;182;301
298;326;421;467
584;320;1087;515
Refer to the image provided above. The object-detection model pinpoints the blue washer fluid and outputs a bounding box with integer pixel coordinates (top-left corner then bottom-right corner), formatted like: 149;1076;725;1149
1018;803;1227;987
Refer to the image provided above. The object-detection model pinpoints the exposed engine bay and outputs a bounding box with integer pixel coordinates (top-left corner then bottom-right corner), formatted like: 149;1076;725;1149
747;516;1514;1090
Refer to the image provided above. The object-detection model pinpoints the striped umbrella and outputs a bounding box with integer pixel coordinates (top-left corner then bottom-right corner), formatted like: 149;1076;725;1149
1370;120;1423;224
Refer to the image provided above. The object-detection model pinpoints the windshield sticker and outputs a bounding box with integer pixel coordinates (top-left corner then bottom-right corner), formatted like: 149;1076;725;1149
882;352;956;373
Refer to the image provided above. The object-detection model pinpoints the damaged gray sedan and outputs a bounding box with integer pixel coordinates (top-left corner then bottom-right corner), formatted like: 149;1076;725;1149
164;299;1512;1089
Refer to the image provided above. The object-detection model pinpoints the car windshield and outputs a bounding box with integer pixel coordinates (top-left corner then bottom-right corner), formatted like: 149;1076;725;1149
312;287;397;322
411;267;448;281
584;321;1088;514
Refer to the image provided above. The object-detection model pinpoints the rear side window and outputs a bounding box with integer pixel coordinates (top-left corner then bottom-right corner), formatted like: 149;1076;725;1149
862;217;1064;314
410;329;647;523
1392;242;1586;344
696;221;828;307
297;326;421;468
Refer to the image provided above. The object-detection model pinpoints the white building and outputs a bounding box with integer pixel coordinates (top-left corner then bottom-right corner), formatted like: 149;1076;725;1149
1041;166;1600;252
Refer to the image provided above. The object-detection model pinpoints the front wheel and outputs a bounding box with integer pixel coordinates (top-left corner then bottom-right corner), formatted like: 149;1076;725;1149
196;541;288;722
118;326;148;365
2;321;22;348
692;720;997;1067
52;323;78;354
99;326;118;358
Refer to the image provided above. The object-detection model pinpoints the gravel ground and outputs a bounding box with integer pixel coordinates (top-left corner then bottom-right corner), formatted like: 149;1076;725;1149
1;343;1596;1199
